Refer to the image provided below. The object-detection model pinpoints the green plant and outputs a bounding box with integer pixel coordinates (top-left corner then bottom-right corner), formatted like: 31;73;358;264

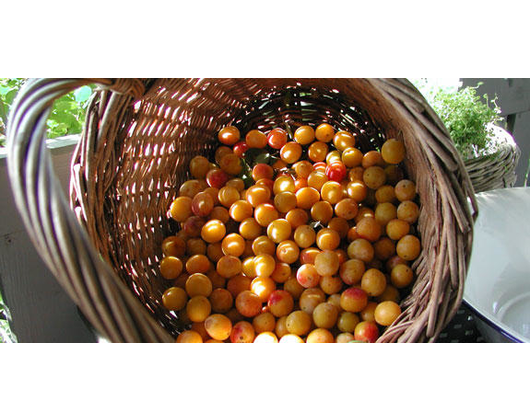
432;85;502;159
47;84;93;139
411;79;503;160
0;78;94;147
0;78;26;147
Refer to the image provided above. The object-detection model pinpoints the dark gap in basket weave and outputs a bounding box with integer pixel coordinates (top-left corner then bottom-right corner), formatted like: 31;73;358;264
231;86;387;152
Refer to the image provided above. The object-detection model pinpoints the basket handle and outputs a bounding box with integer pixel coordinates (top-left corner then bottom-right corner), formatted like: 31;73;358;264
5;78;174;342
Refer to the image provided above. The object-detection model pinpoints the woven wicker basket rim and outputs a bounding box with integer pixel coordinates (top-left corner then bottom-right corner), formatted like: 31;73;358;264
464;124;519;164
463;125;521;193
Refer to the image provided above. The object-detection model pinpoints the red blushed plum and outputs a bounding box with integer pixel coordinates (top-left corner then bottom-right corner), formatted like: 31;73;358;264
325;161;347;182
233;141;249;157
267;127;288;149
296;264;321;288
182;216;206;238
206;168;230;189
267;290;294;317
354;321;379;343
230;321;255;343
252;163;274;182
299;248;320;265
191;191;214;217
340;287;368;313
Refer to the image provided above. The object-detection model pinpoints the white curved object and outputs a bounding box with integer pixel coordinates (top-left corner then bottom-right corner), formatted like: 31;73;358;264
464;187;530;342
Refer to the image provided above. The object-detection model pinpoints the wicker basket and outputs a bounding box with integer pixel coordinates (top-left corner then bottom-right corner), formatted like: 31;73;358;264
464;124;521;193
6;78;477;343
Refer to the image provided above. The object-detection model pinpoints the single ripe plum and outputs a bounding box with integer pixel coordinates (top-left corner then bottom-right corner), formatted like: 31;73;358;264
296;264;321;288
230;320;256;343
235;290;262;318
206;168;230;189
325;161;347;182
340;287;368;313
267;290;294;318
204;314;232;341
354;321;379;343
267;128;288;149
314;250;340;276
218;126;240;145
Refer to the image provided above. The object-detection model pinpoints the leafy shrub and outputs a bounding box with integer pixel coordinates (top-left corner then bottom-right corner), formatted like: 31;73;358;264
411;78;503;160
431;85;502;159
0;78;93;147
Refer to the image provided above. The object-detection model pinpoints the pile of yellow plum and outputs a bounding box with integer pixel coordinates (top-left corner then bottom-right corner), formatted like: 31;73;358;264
159;123;421;343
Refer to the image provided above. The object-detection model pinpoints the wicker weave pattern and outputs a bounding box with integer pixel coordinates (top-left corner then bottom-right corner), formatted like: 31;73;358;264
7;78;477;343
464;125;521;193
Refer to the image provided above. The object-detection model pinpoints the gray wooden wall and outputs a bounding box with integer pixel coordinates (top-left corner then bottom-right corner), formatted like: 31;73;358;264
461;78;530;187
0;141;97;342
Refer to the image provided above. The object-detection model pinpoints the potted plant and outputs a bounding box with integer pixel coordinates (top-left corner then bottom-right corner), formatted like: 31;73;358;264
413;79;520;193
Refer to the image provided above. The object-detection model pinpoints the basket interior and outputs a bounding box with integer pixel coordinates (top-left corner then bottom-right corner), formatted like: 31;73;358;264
78;78;432;338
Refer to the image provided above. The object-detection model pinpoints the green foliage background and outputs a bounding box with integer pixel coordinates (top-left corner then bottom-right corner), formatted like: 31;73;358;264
410;78;503;159
0;78;94;147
